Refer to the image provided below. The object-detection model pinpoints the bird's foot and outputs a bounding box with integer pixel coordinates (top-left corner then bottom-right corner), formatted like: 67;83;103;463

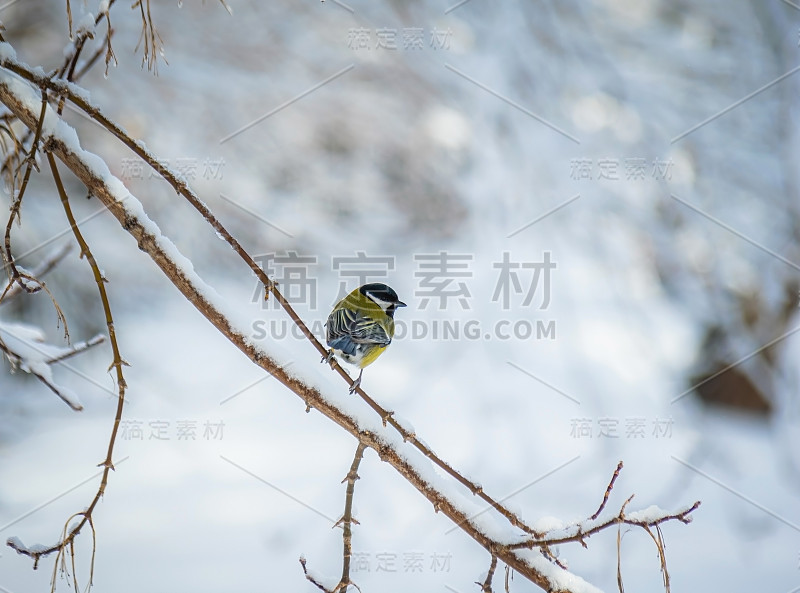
321;349;335;366
348;371;362;394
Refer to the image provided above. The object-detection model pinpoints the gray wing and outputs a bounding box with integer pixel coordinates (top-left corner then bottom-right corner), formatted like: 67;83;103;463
326;308;391;350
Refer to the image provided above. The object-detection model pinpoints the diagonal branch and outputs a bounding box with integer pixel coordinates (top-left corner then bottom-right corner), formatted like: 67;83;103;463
0;55;701;593
0;63;569;593
0;52;547;541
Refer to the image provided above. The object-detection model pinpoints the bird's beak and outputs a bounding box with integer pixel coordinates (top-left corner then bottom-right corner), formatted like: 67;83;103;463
396;300;407;307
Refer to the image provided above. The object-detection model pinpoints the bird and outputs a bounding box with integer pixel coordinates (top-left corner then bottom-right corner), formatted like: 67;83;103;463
324;283;406;393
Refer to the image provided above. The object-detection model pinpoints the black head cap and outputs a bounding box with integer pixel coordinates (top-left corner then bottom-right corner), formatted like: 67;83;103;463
360;283;407;314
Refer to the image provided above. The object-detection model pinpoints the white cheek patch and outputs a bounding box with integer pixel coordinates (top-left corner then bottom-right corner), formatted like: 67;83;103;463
366;292;393;310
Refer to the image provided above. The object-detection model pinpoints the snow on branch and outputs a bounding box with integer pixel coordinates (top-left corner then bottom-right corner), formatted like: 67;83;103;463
0;244;72;303
0;43;700;593
0;45;553;545
0;320;104;410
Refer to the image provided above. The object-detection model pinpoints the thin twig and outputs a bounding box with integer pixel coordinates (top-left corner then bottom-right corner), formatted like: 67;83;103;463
616;524;624;593
642;524;670;593
132;0;164;72
540;545;568;570
44;334;105;364
3;89;48;289
65;0;73;39
591;460;623;520
0;243;71;304
336;442;366;592
0;336;84;411
4;153;133;566
510;500;701;550
476;555;497;593
0;89;70;338
302;442;367;593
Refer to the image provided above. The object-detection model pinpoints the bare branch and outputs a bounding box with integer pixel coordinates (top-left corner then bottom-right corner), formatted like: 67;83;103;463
301;442;367;593
0;337;82;410
616;524;624;593
132;0;165;72
476;555;497;593
44;334;104;364
592;460;623;520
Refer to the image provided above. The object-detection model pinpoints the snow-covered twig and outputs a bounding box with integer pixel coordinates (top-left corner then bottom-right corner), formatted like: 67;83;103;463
510;494;701;551
44;333;104;364
0;45;701;593
0;321;104;411
0;243;71;304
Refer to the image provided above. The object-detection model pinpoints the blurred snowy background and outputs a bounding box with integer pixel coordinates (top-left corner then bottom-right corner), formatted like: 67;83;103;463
1;0;799;591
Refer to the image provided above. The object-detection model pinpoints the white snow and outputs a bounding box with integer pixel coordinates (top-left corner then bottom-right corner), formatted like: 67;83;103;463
76;13;96;37
0;321;83;410
0;41;17;62
533;515;565;533
625;504;668;523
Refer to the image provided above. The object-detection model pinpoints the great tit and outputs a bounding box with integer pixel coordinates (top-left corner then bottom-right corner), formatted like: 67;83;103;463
324;283;407;393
